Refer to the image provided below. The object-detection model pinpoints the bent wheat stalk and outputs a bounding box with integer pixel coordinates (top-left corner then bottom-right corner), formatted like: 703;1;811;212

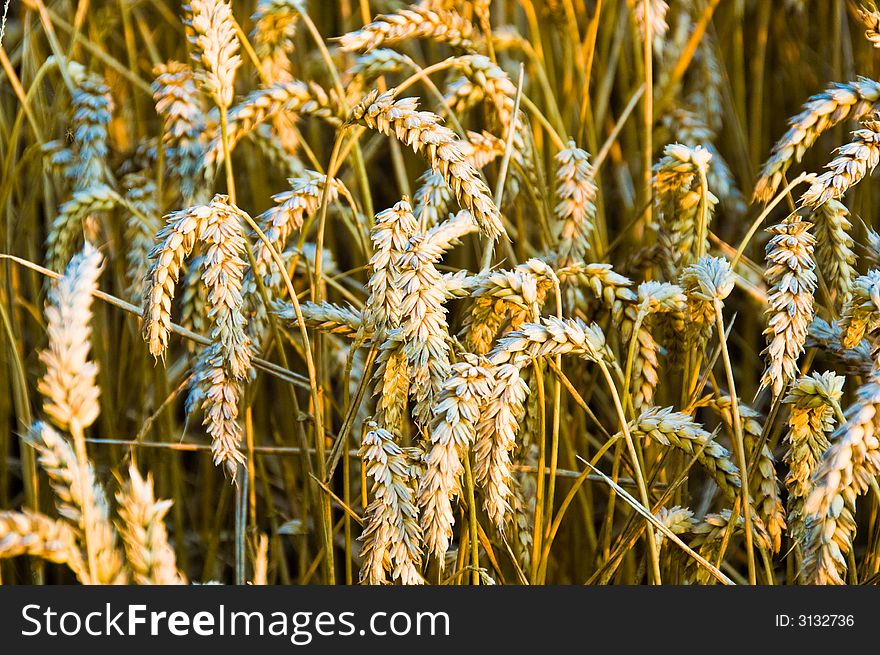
800;115;880;207
143;194;252;476
340;6;477;53
348;89;505;239
755;77;880;202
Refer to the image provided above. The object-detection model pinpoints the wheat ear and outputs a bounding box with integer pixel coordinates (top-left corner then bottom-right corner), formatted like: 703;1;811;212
42;70;111;202
244;172;343;344
364;199;420;335
251;0;300;82
445;55;532;202
866;223;880;268
806;316;874;376
349;89;505;239
203;82;337;174
462;259;561;354
122;172;161;300
838;269;880;349
800;115;880;207
340;6;476;53
653;505;696;556
143;205;203;357
712;397;786;553
475;317;615;528
653;143;716;280
25;422;126;584
741;405;786;555
423;210;478;252
755;77;880;202
418;356;494;563
680;256;735;351
460;318;694;581
570;263;637;323
46;184;118;273
152;61;207;201
631;0;669;53
70;72;113;188
349;48;412;84
185;0;241;109
194;198;251;475
687;510;770;583
761;216;817;397
143;195;251;475
413;170;454;231
0;510;87;582
444;53;521;134
42;138;79;181
294;301;363;338
783;372;844;550
371;329;410;436
38;243;103;433
115;466;187;584
359;422;424;584
803;370;880;584
630;406;741;501
462;130;506;169
664;107;746;215
858;3;880;47
809;199;857;307
622;281;686;409
552;141;597;266
474;358;529;528
398;231;454;427
179;255;210;345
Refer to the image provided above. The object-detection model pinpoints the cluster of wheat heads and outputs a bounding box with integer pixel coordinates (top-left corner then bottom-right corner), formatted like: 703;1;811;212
10;0;880;586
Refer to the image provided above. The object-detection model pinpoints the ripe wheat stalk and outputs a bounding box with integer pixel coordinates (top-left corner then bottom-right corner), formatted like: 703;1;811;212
10;0;880;588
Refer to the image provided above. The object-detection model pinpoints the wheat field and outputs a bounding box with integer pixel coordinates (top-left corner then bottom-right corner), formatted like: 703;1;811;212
4;0;880;586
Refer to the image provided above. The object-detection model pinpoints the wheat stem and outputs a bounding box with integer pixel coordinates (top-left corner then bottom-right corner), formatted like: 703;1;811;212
714;300;756;584
596;359;661;584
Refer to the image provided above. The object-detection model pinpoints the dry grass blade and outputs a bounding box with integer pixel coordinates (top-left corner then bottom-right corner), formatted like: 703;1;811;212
579;457;734;585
